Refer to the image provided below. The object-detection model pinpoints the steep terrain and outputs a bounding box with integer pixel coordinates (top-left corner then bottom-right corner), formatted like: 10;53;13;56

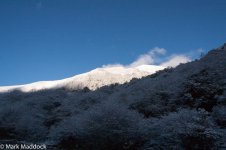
0;65;164;93
0;43;225;150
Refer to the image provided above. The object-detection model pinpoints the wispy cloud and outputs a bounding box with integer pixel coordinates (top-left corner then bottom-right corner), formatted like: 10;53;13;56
103;47;203;69
102;64;123;68
129;47;166;67
187;48;205;59
160;55;191;67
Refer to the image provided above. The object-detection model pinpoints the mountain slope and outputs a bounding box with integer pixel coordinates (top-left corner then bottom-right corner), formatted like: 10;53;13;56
0;65;164;93
0;43;225;150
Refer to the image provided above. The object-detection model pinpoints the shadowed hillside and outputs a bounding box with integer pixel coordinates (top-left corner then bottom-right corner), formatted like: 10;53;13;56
0;43;226;150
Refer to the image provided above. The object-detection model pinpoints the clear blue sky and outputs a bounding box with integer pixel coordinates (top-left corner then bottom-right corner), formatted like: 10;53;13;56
0;0;226;86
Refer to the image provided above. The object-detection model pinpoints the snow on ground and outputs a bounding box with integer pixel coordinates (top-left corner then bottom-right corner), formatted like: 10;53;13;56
0;65;164;93
0;43;225;150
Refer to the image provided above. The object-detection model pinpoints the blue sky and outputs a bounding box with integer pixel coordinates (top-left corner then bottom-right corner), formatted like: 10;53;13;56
0;0;226;86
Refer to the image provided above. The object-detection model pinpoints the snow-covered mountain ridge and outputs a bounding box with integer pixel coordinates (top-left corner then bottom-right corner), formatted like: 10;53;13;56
0;43;226;149
0;65;164;93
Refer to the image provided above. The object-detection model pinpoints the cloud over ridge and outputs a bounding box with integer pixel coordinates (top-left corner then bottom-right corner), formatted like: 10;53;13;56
129;47;166;67
103;47;196;69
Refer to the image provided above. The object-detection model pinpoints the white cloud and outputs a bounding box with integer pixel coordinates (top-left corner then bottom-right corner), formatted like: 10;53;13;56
149;47;166;55
102;64;123;68
129;54;154;67
160;55;191;67
129;47;166;67
102;47;198;69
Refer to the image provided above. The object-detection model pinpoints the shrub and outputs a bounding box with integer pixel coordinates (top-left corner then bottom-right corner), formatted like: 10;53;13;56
50;102;148;150
143;109;221;150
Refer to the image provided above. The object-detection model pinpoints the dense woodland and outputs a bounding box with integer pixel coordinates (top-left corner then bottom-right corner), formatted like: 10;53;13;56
0;44;226;150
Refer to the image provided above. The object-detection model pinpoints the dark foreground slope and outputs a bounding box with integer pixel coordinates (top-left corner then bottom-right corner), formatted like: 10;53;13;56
0;43;226;150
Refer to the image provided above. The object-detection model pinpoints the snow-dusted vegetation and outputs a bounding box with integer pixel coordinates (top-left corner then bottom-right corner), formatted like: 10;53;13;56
0;43;226;149
0;65;164;93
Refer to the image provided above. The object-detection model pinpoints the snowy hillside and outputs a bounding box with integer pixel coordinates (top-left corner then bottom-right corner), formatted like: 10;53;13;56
0;65;164;93
0;43;226;150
